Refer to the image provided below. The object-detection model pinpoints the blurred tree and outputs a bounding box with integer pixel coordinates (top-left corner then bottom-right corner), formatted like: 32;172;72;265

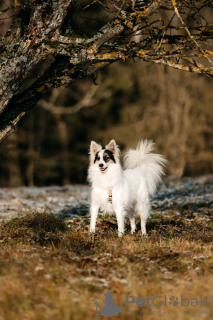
0;0;213;143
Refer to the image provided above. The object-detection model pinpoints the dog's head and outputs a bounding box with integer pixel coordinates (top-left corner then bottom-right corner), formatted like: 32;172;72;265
89;139;119;173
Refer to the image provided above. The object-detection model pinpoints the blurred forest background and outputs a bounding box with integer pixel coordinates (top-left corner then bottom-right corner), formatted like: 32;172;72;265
0;1;213;187
1;61;213;187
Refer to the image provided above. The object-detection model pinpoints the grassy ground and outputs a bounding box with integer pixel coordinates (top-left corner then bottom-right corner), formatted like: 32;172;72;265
0;202;212;320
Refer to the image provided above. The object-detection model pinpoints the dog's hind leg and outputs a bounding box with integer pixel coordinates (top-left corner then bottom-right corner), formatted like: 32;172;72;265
141;217;147;235
137;198;150;235
115;207;125;237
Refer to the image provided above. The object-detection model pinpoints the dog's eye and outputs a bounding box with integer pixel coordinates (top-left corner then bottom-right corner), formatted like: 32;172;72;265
97;157;100;161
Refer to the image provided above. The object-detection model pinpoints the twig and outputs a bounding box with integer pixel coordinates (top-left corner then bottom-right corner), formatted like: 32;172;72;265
172;0;213;66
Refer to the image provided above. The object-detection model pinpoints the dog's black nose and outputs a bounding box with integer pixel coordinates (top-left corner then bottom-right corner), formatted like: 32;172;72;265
99;163;104;168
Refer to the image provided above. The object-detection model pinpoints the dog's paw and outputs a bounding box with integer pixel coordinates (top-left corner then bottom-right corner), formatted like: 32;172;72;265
141;228;147;236
88;230;97;242
141;231;149;238
118;231;124;237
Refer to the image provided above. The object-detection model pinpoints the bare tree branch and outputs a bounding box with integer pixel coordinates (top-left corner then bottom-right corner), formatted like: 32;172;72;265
37;80;113;115
0;0;213;142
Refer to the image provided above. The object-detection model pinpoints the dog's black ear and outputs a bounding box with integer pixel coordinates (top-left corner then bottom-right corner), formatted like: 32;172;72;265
105;139;118;155
90;141;102;157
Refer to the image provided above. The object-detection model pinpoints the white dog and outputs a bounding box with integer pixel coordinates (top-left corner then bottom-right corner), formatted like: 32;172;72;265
88;139;166;236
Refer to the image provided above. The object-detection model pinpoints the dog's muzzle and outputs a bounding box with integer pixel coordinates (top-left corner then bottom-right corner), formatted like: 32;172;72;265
99;164;108;172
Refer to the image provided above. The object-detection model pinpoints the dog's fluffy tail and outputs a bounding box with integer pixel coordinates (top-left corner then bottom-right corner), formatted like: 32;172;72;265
123;140;167;196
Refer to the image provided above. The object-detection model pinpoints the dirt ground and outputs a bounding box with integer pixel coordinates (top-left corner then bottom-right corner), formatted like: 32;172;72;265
0;176;212;320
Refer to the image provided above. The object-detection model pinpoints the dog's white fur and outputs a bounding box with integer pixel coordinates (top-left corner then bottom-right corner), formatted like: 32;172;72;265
88;139;166;236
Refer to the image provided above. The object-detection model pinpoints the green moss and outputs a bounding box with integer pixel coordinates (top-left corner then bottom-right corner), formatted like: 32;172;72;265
2;212;67;233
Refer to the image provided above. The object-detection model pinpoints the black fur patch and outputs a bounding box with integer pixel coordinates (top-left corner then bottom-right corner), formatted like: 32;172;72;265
94;151;100;163
104;150;116;163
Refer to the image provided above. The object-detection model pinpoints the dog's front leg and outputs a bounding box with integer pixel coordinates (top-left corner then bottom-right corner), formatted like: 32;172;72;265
115;207;125;237
90;203;99;233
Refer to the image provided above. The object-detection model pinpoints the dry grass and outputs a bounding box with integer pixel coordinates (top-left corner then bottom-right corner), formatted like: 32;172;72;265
0;211;212;320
